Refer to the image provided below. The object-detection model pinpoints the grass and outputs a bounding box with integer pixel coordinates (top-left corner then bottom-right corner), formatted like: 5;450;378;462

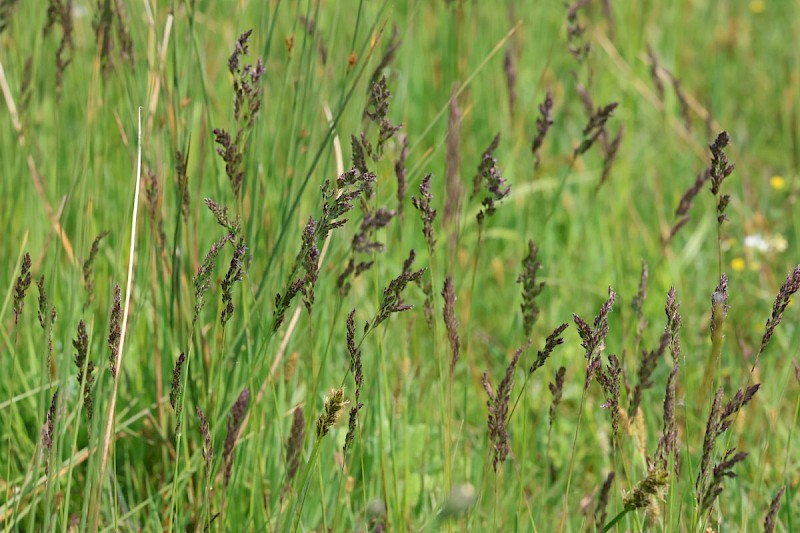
1;0;799;530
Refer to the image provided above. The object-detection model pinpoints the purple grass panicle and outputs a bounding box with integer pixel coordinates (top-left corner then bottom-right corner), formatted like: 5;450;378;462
286;407;305;484
759;265;800;357
442;276;461;373
482;341;529;471
412;173;437;252
531;90;554;169
107;284;121;377
763;486;785;533
73;320;95;423
82;230;109;310
13;252;31;325
517;240;545;336
223;388;250;488
472;133;511;225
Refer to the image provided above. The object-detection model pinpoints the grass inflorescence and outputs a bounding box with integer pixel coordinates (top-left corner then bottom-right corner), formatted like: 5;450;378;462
0;2;797;531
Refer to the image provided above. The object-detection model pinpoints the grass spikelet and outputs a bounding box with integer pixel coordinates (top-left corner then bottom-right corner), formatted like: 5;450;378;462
107;283;121;377
575;103;618;157
696;384;758;514
573;286;617;361
757;264;800;359
517;240;544;336
169;352;185;410
344;310;363;453
668;168;709;242
442;276;460;373
531;90;554;169
274;214;326;328
370;249;426;330
214;29;264;197
763;486;785;533
646;45;666;101
629;328;669;417
363;76;402;160
193;233;233;326
285;407;304;483
220;240;247;327
599;124;624;188
708;132;735;256
41;388;59;476
196;406;212;476
82;230;109;310
12;251;31;325
472;133;510;225
36;275;57;377
656;288;682;473
144;167;166;251
702;274;729;396
696;386;723;493
223;387;250;488
175;150;190;224
41;388;58;450
204;198;241;236
412;173;436;252
566;0;591;63
316;388;347;438
596;353;623;438
620;465;668;520
528;323;568;375
548;366;566;431
482;341;528;471
699;447;748;517
73;320;95;423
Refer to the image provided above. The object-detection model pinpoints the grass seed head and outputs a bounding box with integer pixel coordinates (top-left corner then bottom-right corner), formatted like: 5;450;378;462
223;387;250;487
517;240;545;336
196;406;212;477
13;252;31;325
759;265;800;357
82;230;109;310
472;133;510;225
316;388;347;438
411;173;437;252
548;366;567;430
107;283;121;377
531;90;554;169
763;486;785;533
442;276;461;373
286;407;304;482
73;320;95;423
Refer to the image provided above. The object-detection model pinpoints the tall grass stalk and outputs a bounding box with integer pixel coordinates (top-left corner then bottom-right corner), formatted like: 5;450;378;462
92;106;144;532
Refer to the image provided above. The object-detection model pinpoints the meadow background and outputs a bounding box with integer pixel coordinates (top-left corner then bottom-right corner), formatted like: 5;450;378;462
0;0;798;530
